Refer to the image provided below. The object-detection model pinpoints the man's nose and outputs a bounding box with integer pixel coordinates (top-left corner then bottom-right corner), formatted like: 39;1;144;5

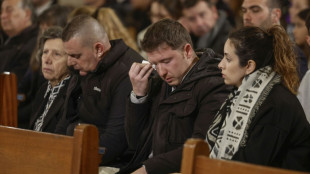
67;56;74;66
196;17;204;27
243;11;251;22
156;64;167;77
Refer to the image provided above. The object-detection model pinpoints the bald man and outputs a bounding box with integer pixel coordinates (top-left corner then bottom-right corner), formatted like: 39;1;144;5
56;15;144;168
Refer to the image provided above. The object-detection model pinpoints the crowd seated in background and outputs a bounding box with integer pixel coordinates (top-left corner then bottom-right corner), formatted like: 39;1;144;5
181;0;234;55
241;0;308;80
136;0;187;58
293;8;310;68
0;0;39;87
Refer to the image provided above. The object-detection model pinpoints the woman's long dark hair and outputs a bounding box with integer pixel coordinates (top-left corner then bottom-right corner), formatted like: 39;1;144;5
228;25;299;94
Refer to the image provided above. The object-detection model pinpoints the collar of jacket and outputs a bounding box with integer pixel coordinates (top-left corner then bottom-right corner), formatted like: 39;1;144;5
149;48;224;99
181;48;222;86
91;39;128;74
2;24;39;46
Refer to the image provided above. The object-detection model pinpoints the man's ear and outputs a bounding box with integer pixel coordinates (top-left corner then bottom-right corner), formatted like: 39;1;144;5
94;42;104;59
245;60;256;75
25;8;32;21
183;43;194;59
211;5;219;19
306;35;310;47
271;8;281;24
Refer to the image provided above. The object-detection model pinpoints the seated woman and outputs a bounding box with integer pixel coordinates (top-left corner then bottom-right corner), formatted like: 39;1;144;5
293;8;310;68
29;26;71;133
206;25;310;172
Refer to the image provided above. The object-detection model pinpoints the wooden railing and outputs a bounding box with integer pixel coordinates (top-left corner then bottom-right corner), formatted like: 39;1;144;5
181;138;309;174
0;72;18;127
0;124;101;174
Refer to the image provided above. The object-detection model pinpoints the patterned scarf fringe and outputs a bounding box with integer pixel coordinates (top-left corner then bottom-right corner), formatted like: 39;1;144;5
206;66;281;159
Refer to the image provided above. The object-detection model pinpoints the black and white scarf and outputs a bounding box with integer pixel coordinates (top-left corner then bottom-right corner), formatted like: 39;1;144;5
206;66;281;160
34;76;71;131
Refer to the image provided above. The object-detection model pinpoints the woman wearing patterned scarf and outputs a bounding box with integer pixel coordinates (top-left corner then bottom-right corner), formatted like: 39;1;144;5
206;25;310;172
29;26;71;133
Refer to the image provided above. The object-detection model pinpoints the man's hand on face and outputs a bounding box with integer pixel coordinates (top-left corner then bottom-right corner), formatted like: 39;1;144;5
129;62;154;96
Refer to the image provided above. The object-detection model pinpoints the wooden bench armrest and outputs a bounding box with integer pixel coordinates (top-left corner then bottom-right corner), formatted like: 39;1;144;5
181;138;309;174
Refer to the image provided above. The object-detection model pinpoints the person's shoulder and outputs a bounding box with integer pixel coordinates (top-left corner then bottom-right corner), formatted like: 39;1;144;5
263;84;304;119
196;48;223;73
269;84;297;101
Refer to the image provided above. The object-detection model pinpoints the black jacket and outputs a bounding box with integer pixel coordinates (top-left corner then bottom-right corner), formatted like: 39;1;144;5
29;78;71;133
0;25;39;85
120;49;231;174
55;39;144;167
192;11;234;55
231;84;310;172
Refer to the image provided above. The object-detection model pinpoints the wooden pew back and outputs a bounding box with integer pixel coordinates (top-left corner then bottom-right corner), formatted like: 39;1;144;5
0;72;18;127
181;138;308;174
0;124;101;174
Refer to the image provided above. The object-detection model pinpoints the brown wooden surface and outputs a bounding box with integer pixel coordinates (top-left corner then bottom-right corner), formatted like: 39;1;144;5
181;138;309;174
0;124;101;174
0;72;18;127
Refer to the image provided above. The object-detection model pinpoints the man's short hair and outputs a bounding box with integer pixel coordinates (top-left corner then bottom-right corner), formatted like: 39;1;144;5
62;14;107;46
141;18;193;52
20;0;36;23
266;0;283;9
181;0;212;9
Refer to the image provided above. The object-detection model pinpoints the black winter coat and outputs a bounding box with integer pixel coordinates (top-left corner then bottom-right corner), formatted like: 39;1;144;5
29;78;71;133
0;25;39;85
231;84;310;172
55;39;144;167
120;49;232;174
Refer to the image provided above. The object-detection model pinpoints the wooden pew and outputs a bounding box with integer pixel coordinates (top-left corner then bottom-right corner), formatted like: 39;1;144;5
0;124;101;174
181;138;309;174
0;72;18;127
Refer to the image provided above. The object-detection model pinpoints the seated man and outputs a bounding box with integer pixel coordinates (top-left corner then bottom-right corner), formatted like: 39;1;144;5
0;0;39;85
56;15;144;168
181;0;234;55
241;0;308;79
119;18;231;174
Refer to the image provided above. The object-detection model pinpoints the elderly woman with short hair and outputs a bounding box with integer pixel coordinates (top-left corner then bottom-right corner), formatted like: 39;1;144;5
29;26;71;133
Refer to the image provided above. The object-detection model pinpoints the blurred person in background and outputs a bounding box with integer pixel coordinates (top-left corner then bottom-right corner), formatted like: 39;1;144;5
82;0;131;28
297;12;310;123
0;0;39;86
137;0;186;58
288;0;310;40
32;0;57;16
182;0;234;55
293;8;310;68
241;0;308;80
126;0;151;39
